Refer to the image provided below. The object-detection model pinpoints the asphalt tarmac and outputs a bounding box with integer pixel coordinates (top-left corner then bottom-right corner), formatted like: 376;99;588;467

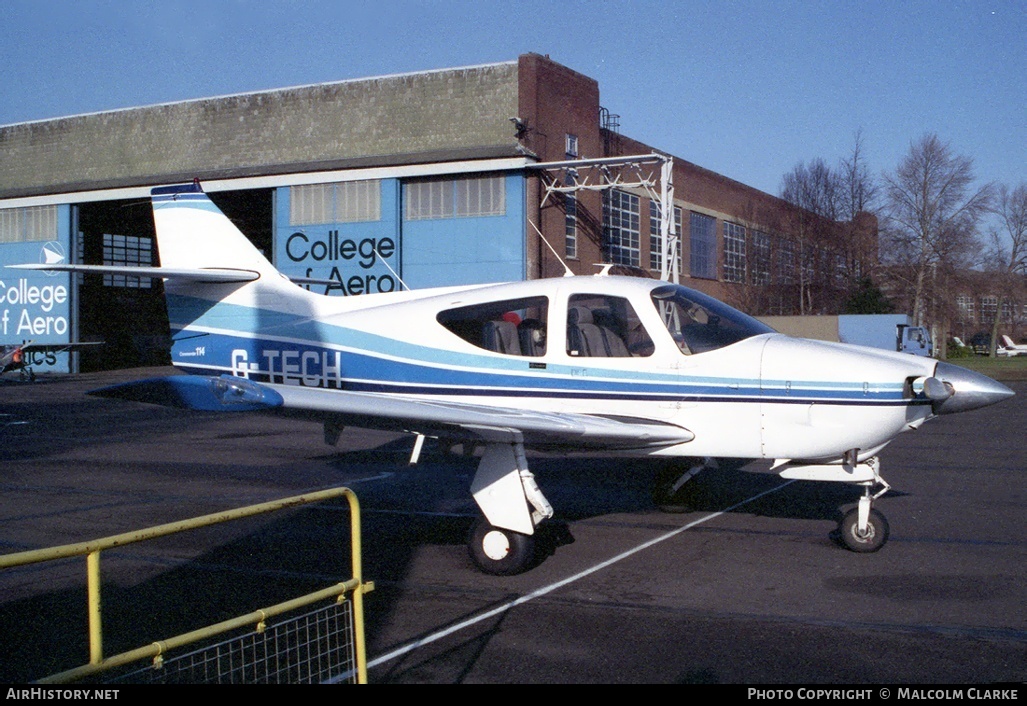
1;368;1024;684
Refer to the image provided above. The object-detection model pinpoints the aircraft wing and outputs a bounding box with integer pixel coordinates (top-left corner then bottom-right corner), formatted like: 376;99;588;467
90;374;695;451
276;384;694;450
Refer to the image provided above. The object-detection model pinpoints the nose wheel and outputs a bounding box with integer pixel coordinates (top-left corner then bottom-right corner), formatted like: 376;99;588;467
839;503;889;552
838;477;892;553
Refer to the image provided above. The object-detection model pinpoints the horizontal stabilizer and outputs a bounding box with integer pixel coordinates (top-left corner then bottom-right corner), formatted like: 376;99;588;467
89;375;283;412
288;275;339;286
7;263;259;283
19;341;105;352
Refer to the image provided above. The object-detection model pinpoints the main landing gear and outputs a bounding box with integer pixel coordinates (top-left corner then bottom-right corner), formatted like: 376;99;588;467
468;517;537;576
466;435;553;575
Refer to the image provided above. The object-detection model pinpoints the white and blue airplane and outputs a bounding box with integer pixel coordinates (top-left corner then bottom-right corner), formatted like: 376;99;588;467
11;182;1015;574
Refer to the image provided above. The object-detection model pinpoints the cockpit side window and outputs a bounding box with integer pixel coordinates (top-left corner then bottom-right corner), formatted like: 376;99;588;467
566;294;654;357
437;296;549;357
651;284;774;355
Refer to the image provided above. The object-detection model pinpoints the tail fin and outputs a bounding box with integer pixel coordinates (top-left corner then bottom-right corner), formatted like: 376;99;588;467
9;182;305;377
1001;335;1016;348
151;182;279;279
152;182;304;373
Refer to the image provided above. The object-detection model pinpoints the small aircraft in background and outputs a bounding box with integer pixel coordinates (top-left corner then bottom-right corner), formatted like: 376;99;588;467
0;340;104;382
10;182;1015;574
996;335;1027;357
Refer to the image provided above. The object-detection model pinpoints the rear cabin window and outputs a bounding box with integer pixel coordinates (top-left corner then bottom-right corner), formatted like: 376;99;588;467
437;296;549;357
566;294;654;357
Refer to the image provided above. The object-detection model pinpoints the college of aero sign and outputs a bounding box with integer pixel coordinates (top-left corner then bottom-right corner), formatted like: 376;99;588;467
0;242;72;370
282;230;398;295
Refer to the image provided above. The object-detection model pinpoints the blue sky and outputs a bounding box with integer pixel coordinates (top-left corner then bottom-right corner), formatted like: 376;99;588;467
1;0;1023;199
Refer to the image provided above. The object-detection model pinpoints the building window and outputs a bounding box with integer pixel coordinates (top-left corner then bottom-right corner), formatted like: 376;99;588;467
290;180;381;225
778;239;796;285
835;252;848;284
565;134;579;158
752;230;772;286
603;190;640;267
456;175;505;217
689;212;716;279
649;202;682;273
103;233;152;288
962;296;973;323
956;295;970;323
1000;299;1014;323
723;222;746;284
649;201;661;271
405;175;506;220
0;205;57;243
981;296;998;324
405;179;452;220
565;181;578;259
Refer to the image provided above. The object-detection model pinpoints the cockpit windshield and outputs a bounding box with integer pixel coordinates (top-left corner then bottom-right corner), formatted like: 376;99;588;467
650;284;776;355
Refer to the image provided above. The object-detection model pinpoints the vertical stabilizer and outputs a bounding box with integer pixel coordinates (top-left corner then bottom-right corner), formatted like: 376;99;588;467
150;182;303;373
151;182;279;278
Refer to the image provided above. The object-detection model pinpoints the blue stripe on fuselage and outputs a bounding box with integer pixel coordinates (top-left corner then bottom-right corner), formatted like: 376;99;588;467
167;316;912;407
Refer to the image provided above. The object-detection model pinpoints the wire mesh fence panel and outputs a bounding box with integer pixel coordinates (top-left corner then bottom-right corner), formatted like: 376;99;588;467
111;601;357;684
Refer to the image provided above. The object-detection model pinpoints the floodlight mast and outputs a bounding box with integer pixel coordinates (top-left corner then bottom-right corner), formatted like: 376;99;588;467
527;153;679;283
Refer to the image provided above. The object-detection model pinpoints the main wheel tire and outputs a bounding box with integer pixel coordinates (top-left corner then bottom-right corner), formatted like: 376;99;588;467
467;517;537;576
652;461;702;513
839;507;889;553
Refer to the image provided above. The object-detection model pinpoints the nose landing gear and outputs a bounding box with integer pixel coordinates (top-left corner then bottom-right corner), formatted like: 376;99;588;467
838;474;892;553
777;454;893;553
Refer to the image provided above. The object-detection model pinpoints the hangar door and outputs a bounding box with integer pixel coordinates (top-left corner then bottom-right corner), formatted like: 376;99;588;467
75;189;272;372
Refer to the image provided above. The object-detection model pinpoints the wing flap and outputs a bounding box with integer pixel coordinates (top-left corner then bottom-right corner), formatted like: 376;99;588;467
272;383;694;450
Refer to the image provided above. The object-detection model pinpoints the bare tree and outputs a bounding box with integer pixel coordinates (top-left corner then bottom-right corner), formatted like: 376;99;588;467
837;129;881;282
839;129;880;217
881;134;994;337
780;158;842;313
987;183;1027;354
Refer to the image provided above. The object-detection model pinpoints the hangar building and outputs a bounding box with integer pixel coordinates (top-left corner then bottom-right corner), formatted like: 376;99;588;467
0;53;858;373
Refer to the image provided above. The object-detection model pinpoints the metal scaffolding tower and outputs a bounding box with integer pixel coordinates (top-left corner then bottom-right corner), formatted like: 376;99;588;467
526;153;679;282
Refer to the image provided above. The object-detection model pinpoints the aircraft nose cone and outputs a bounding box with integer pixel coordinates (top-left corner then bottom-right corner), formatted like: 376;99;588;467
932;361;1015;414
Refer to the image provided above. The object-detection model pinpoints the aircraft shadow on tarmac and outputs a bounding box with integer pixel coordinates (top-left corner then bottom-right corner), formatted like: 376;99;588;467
0;435;908;684
323;436;909;572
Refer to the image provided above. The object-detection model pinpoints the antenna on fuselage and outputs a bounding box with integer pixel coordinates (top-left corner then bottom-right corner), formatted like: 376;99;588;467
375;249;410;291
528;219;575;277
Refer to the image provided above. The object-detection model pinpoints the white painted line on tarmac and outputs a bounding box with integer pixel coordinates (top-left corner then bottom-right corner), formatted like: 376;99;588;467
365;479;796;672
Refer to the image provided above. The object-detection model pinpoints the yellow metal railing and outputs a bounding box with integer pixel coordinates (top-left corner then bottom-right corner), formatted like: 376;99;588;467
0;487;374;684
